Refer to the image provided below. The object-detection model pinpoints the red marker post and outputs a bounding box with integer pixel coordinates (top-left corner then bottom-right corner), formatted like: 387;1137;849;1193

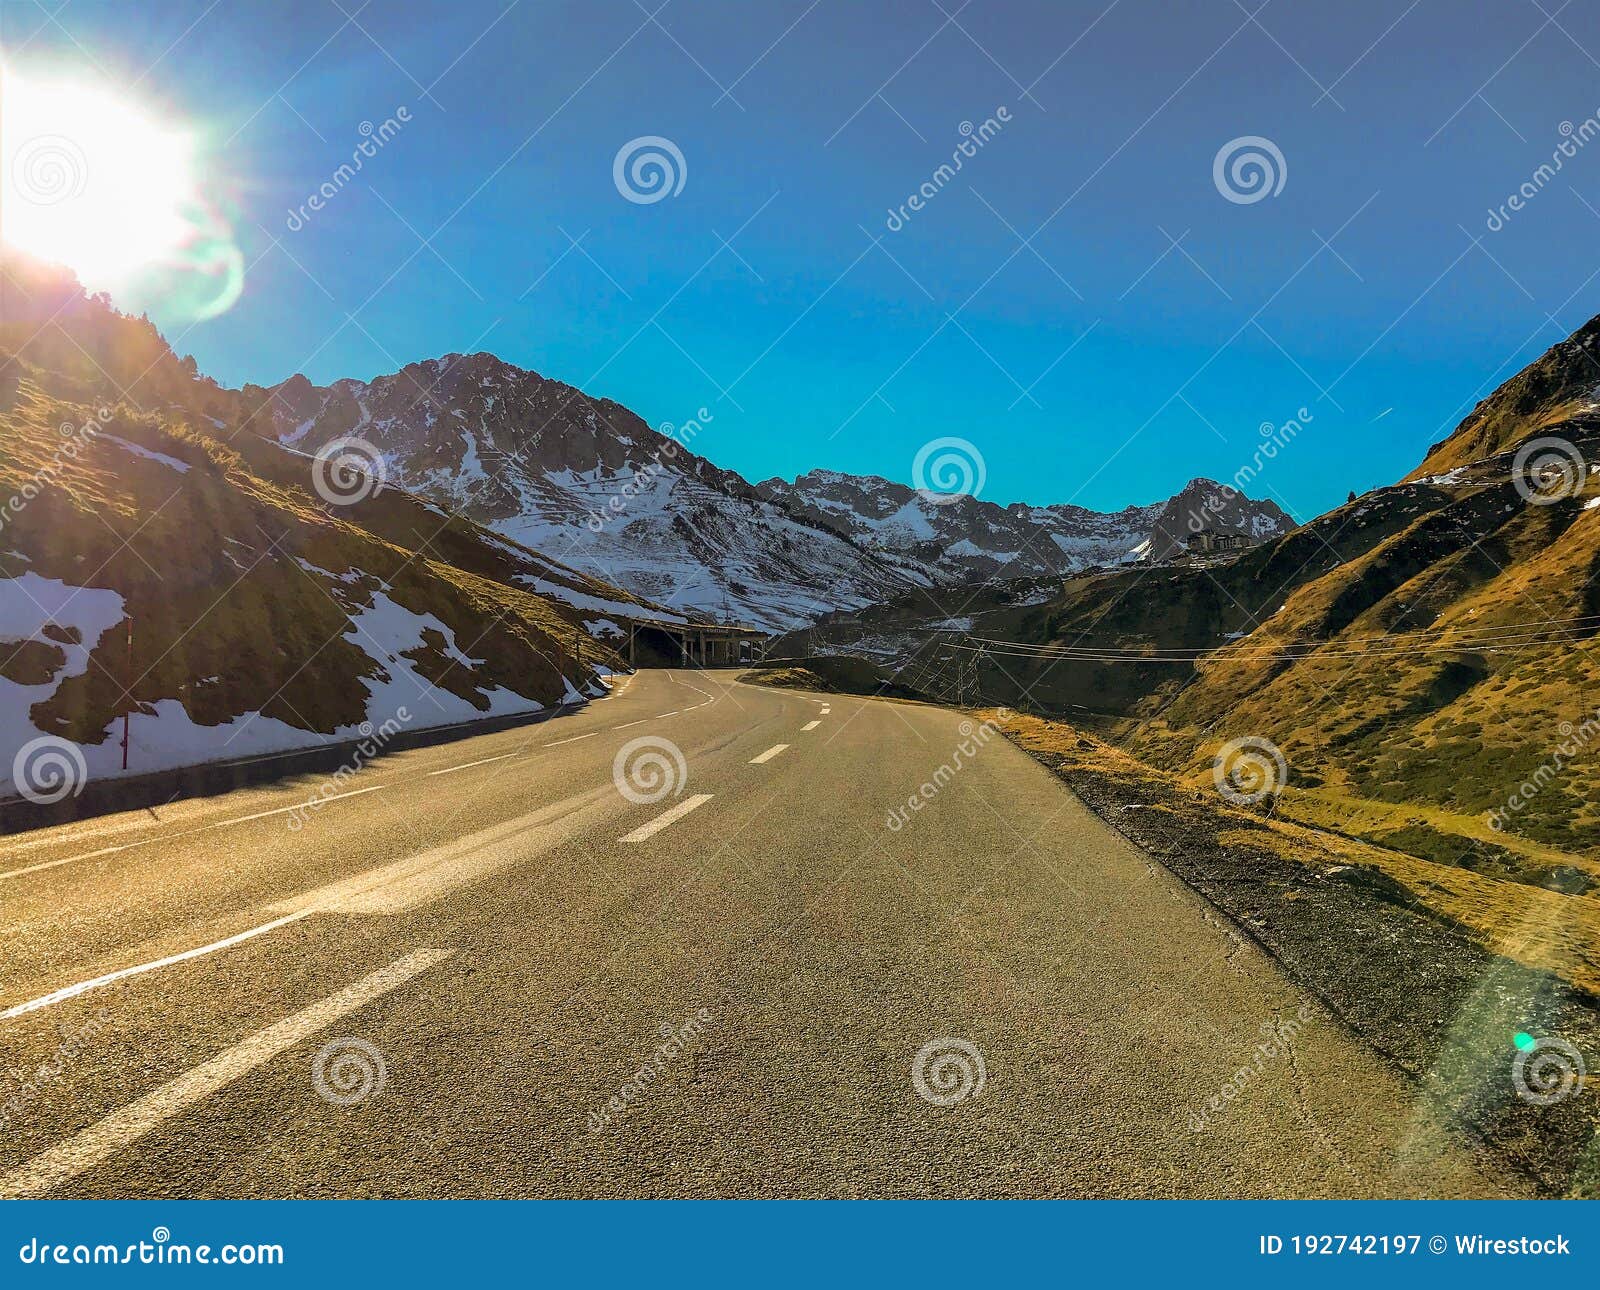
121;616;132;771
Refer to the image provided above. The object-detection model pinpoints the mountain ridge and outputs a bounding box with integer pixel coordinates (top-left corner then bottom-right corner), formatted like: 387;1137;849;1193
0;250;1297;639
757;466;1294;582
248;350;1295;620
1409;312;1600;479
0;254;680;802
920;312;1600;861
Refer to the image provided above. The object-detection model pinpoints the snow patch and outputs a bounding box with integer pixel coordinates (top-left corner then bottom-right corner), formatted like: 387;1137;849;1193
101;435;191;474
341;590;541;720
0;577;573;796
0;576;127;794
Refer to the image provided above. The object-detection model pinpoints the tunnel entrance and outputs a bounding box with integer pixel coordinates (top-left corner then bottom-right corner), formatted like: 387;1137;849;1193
624;620;771;668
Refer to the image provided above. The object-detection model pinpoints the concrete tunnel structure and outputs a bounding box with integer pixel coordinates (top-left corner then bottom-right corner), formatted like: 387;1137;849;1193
624;619;773;668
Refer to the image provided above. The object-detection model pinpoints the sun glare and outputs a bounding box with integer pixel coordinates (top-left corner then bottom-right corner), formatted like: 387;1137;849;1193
1;66;212;291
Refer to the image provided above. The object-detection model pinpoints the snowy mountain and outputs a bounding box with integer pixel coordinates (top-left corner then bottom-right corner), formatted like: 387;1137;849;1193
251;354;1291;625
0;256;704;804
0;361;617;802
756;470;1295;582
251;356;924;633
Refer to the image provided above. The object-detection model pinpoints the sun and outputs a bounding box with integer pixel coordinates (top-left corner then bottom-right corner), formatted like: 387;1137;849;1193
1;66;199;287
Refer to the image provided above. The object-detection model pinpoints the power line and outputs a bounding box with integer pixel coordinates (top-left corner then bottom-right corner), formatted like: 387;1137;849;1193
965;612;1600;657
941;616;1600;665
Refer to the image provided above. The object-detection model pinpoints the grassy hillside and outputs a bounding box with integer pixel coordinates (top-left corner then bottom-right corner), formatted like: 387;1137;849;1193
0;254;670;794
0;371;600;740
1409;315;1600;478
907;335;1600;883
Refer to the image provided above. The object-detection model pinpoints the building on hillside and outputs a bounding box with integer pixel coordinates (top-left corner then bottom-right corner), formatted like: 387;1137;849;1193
1184;527;1252;556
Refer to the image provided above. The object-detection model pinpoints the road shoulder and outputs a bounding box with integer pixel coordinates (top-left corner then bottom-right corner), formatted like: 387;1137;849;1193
988;708;1599;1199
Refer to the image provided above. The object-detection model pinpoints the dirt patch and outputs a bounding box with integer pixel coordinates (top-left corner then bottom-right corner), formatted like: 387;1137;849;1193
0;638;67;686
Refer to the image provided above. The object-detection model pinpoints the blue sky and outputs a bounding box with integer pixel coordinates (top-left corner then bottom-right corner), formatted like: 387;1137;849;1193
8;0;1600;519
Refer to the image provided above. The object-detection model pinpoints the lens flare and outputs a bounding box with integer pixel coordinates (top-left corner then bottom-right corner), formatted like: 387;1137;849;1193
0;64;242;316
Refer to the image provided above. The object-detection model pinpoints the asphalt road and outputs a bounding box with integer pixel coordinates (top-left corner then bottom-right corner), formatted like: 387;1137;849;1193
0;670;1522;1198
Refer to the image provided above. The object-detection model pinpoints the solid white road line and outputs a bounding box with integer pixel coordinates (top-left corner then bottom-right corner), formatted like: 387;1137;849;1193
0;948;454;1199
801;720;821;731
1;910;316;1021
0;675;695;885
0;714;615;881
619;794;713;843
425;753;516;777
749;744;789;764
215;784;387;827
0;842;136;882
0;785;389;883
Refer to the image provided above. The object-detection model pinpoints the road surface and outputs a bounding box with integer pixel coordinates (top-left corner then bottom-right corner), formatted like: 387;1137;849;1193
0;670;1520;1198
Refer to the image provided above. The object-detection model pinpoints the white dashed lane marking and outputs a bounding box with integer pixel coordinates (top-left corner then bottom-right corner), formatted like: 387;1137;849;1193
619;794;714;843
0;949;455;1199
749;744;789;765
801;720;821;731
2;910;316;1021
0;675;702;884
